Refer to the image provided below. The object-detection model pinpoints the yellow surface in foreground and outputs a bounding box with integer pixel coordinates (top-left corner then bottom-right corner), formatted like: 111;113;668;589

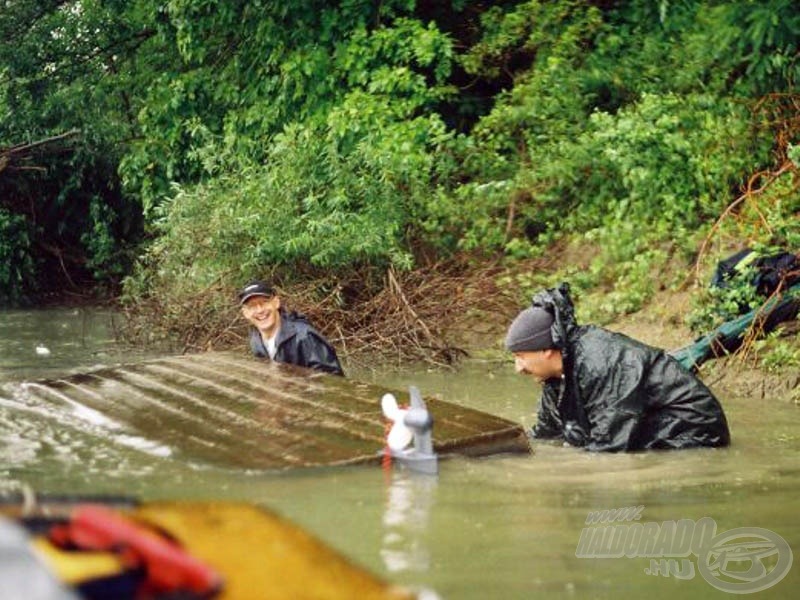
32;538;125;584
133;502;412;600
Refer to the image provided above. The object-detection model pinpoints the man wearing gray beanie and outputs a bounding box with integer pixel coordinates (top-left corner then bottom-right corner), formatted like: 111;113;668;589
505;307;563;384
506;283;730;452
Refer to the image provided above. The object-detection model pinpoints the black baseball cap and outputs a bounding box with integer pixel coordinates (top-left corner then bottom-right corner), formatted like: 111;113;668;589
238;280;276;305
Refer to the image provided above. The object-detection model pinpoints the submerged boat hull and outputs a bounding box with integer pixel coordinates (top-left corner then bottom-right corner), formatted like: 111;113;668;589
20;351;530;470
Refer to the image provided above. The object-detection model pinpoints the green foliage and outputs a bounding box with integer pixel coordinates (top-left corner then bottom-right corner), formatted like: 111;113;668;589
701;0;800;95
686;263;765;333
421;0;789;320
753;329;800;373
118;2;460;306
418;1;604;256
699;168;799;277
130;103;452;301
120;2;454;215
434;87;769;319
557;92;766;313
0;209;34;303
426;3;776;256
80;196;131;281
495;268;550;306
0;0;154;299
579;248;668;323
789;144;800;168
687;164;799;334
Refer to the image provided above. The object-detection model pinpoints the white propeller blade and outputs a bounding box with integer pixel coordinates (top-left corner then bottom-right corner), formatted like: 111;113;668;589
381;393;413;451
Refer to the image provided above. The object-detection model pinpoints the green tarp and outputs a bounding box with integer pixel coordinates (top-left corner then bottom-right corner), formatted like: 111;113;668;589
670;283;800;371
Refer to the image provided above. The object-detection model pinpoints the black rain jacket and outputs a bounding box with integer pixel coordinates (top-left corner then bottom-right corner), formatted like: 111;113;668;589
530;284;730;451
248;310;344;376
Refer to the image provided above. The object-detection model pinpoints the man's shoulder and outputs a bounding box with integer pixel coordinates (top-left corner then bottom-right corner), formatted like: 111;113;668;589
576;325;659;350
283;311;311;329
571;325;619;353
282;312;327;342
572;325;662;368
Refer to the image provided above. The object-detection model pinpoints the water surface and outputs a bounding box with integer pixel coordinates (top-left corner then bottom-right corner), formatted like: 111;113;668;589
1;308;797;599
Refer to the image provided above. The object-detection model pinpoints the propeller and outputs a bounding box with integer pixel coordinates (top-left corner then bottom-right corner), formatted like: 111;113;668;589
381;386;438;474
381;393;414;452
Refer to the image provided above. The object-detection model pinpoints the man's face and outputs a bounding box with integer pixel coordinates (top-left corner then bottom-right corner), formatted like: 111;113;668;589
241;294;281;338
514;349;563;383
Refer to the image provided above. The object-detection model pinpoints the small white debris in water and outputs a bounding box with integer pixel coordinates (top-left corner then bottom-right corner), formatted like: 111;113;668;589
35;345;51;356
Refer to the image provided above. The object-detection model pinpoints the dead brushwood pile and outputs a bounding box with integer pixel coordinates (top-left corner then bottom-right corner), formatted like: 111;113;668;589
321;263;518;367
121;261;521;368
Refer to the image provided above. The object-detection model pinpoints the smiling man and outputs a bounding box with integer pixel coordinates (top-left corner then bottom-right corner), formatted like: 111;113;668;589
506;283;730;452
239;280;344;376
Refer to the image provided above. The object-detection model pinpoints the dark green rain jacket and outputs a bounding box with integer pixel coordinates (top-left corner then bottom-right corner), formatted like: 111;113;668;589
531;284;730;451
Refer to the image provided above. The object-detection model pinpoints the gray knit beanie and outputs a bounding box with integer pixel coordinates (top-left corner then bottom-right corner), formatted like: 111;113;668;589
505;307;555;352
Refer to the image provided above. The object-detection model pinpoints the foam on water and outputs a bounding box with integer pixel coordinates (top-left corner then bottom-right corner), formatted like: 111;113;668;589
0;382;175;469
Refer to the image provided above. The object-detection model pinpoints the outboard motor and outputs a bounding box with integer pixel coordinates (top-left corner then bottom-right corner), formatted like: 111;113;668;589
381;386;438;475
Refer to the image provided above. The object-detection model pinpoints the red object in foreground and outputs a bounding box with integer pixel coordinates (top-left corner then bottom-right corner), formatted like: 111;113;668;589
49;504;223;597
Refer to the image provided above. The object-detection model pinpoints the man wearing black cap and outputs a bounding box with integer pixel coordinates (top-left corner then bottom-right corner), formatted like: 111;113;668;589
506;283;730;452
239;280;344;376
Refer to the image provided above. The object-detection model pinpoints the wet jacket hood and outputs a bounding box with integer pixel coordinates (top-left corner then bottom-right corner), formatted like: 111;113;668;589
530;282;579;350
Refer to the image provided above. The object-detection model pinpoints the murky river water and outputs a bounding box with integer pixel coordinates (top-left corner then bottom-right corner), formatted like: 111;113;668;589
1;308;798;599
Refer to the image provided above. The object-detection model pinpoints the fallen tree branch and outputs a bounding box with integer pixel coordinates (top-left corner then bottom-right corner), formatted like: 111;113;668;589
2;129;81;157
0;129;81;175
